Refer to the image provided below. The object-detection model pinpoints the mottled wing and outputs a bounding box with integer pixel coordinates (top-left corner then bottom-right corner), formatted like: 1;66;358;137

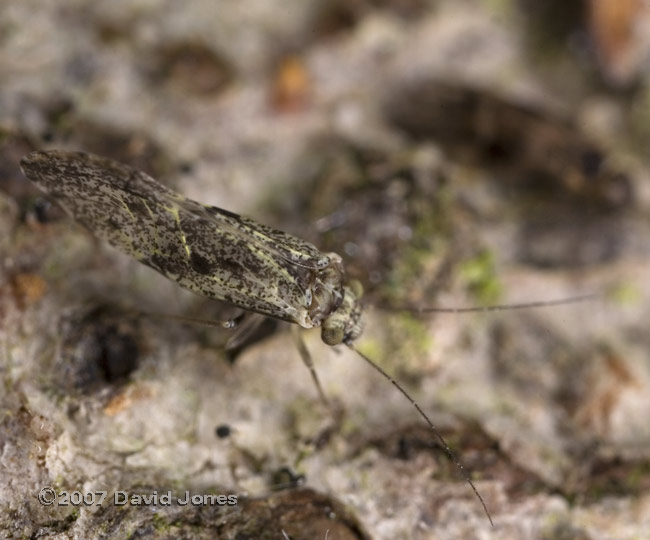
20;150;323;327
171;197;330;271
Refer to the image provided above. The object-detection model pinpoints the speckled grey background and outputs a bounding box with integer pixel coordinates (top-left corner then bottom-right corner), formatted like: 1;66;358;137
2;1;650;539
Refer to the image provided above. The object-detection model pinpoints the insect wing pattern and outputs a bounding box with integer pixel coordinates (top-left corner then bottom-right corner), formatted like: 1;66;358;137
20;150;329;327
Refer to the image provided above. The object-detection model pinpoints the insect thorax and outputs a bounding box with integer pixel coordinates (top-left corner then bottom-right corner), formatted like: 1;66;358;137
308;253;364;346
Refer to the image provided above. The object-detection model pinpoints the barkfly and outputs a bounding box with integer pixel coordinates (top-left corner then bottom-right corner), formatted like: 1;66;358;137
20;150;594;525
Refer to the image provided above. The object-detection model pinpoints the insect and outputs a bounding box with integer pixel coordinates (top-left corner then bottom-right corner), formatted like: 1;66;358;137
20;150;594;525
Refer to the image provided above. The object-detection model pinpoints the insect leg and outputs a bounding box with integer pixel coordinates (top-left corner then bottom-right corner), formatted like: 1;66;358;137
135;310;242;330
292;327;331;411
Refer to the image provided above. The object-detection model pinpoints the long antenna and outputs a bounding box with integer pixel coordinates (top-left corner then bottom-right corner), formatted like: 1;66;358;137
382;293;598;314
347;343;494;527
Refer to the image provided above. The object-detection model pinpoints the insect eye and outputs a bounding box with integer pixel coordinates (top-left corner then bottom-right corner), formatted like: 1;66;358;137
321;325;344;346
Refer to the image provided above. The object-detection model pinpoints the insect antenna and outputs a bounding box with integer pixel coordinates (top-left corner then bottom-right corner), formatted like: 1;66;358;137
378;292;598;314
347;343;494;527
